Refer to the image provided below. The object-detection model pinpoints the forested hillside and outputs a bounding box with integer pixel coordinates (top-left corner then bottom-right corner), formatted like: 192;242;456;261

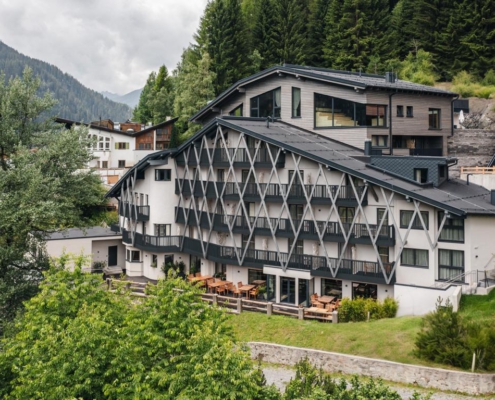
136;0;495;138
0;41;132;122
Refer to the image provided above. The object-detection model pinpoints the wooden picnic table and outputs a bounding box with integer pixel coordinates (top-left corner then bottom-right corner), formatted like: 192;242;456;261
208;280;232;289
190;275;213;282
239;284;256;296
251;280;266;286
304;307;331;316
318;295;335;304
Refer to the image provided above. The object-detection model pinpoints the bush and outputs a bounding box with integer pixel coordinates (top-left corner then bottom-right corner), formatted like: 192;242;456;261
453;70;475;86
338;297;398;322
482;69;495;86
452;83;476;98
415;298;495;370
474;85;495;99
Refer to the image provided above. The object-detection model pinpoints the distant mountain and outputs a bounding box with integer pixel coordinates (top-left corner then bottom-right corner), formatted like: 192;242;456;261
102;88;142;108
0;41;132;122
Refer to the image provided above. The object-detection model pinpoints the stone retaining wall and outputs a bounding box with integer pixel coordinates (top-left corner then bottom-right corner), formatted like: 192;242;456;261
248;342;495;395
448;129;495;177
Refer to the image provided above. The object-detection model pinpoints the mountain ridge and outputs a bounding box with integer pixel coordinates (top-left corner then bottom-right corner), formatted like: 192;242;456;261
101;88;142;108
0;41;132;122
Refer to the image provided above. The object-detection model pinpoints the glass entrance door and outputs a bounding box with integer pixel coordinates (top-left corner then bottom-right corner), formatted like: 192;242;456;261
280;277;296;304
298;279;309;307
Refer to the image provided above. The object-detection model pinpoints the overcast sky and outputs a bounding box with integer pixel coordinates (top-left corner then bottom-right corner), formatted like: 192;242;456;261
0;0;209;94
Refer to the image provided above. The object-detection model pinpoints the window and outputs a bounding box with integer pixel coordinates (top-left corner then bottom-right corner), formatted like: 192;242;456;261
242;234;254;250
229;104;243;116
105;137;110;150
250;88;281;118
378;246;389;264
115;142;129;149
439;165;446;179
289;204;304;221
96;161;101;169
314;93;387;128
101;161;108;169
217;169;225;182
126;250;141;262
397;105;404;117
377;208;389;226
215;263;227;275
118;160;125;168
439;249;464;281
138;143;152;150
400;210;429;230
292;87;301;117
339;207;355;224
438;212;464;242
98;136;104;150
414;168;428;183
352;283;377;299
155;169;171;181
155;224;171;236
288;238;303;255
242;169;254;183
216;132;228;148
406;106;413;117
164;254;174;266
401;248;429;267
288;170;303;184
152;254;158;267
248;269;266;284
321;279;342;298
372;135;388;147
429;108;441;129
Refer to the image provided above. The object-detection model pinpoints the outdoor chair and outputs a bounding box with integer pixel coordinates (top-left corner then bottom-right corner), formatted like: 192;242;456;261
206;278;214;292
249;287;259;300
232;284;242;298
216;285;226;295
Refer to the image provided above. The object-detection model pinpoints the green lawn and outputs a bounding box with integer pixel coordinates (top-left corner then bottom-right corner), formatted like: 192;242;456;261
228;289;495;369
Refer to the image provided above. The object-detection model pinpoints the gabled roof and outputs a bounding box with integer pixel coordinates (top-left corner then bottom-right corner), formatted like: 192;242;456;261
190;64;457;122
55;117;178;137
171;116;495;216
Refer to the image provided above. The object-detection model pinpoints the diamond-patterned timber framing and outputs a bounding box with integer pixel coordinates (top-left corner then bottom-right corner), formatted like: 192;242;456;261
121;124;452;286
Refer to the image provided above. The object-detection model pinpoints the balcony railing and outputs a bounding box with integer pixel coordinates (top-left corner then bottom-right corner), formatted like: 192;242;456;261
176;147;285;167
175;208;394;245
120;228;181;252
175;179;366;204
119;202;150;221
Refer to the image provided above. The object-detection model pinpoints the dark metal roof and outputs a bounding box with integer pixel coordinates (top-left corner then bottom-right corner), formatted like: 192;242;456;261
190;65;457;122
46;227;121;240
55;117;178;137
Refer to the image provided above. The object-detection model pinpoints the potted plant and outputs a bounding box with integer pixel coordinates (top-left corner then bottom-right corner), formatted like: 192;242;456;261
258;285;267;300
214;272;226;280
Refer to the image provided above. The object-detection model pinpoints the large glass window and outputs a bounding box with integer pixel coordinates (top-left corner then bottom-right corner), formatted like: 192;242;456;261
248;269;266;283
438;212;465;243
372;135;388;147
400;210;429;230
292;87;301;117
229;104;243;116
250;88;281;118
377;208;388;225
314;93;387;128
439;249;464;281
155;224;171;236
126;250;141;262
401;248;429;267
321;279;342;298
288;238;303;255
429;108;441;129
155;169;171;181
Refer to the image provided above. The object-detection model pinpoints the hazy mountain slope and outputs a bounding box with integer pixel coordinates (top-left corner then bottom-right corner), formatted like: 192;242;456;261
0;41;132;122
102;88;142;108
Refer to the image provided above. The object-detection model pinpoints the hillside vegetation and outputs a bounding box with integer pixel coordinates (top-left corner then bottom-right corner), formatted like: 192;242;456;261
0;41;132;122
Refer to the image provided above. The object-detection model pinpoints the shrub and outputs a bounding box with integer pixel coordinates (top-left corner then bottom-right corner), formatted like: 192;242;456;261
338;297;398;322
482;69;495;86
474;85;495;99
452;83;476;98
453;70;476;86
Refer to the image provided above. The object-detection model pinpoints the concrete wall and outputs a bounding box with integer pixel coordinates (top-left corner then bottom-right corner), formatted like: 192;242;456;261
448;129;495;177
248;342;495;395
394;284;461;316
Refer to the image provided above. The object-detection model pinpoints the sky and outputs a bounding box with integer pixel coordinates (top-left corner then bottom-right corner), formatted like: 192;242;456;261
0;0;209;94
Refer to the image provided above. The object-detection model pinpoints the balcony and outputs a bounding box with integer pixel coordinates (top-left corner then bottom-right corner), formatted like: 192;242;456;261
181;237;394;285
118;202;150;221
175;207;395;246
175;147;285;168
175;180;366;206
120;228;181;252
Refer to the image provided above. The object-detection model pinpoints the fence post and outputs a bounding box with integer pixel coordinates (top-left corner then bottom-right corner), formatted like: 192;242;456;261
106;278;111;291
213;294;218;306
267;302;273;316
332;311;339;324
298;307;304;320
237;297;242;314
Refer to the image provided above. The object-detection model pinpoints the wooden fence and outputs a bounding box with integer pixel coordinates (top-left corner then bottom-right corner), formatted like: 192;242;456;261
460;166;495;175
106;278;338;323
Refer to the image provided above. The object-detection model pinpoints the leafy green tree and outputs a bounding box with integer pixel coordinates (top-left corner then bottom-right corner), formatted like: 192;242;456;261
173;50;216;140
399;49;437;85
0;258;274;399
0;68;105;331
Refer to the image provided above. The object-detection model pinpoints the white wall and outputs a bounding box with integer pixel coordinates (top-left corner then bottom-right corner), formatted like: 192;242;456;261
394;283;461;316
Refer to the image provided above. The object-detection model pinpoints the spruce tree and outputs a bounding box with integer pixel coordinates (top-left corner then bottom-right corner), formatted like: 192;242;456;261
307;0;331;67
253;0;279;69
272;0;309;65
132;71;156;123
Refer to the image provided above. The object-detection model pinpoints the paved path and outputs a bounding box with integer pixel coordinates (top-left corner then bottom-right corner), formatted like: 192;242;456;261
262;367;486;399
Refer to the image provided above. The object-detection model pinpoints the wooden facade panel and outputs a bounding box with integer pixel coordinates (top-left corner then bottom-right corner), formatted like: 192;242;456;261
136;131;154;150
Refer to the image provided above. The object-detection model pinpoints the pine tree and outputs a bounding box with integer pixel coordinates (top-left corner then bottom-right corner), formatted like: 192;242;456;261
133;71;156;123
307;0;331;67
272;0;310;65
253;0;279;69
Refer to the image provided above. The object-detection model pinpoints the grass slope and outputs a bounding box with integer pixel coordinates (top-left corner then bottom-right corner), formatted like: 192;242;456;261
228;290;495;369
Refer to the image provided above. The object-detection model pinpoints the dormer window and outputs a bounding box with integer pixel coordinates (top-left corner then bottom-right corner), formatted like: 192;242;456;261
250;88;281;118
414;168;428;183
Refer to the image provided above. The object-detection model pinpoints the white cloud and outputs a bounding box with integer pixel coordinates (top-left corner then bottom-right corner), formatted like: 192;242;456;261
0;0;208;93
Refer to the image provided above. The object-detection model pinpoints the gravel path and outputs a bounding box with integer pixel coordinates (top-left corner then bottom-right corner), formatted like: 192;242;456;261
262;367;488;399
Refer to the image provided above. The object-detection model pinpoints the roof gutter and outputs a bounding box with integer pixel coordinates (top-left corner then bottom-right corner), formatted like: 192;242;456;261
389;92;397;155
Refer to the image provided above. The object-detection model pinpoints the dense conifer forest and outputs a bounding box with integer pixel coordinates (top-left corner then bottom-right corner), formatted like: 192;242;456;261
133;0;495;138
0;41;132;122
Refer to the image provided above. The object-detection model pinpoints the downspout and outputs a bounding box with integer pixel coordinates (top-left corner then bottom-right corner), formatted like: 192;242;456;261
389;92;397;155
451;95;459;137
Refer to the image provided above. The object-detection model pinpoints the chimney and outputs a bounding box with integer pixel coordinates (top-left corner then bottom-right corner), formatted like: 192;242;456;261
364;140;372;156
491;190;495;206
385;72;397;83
